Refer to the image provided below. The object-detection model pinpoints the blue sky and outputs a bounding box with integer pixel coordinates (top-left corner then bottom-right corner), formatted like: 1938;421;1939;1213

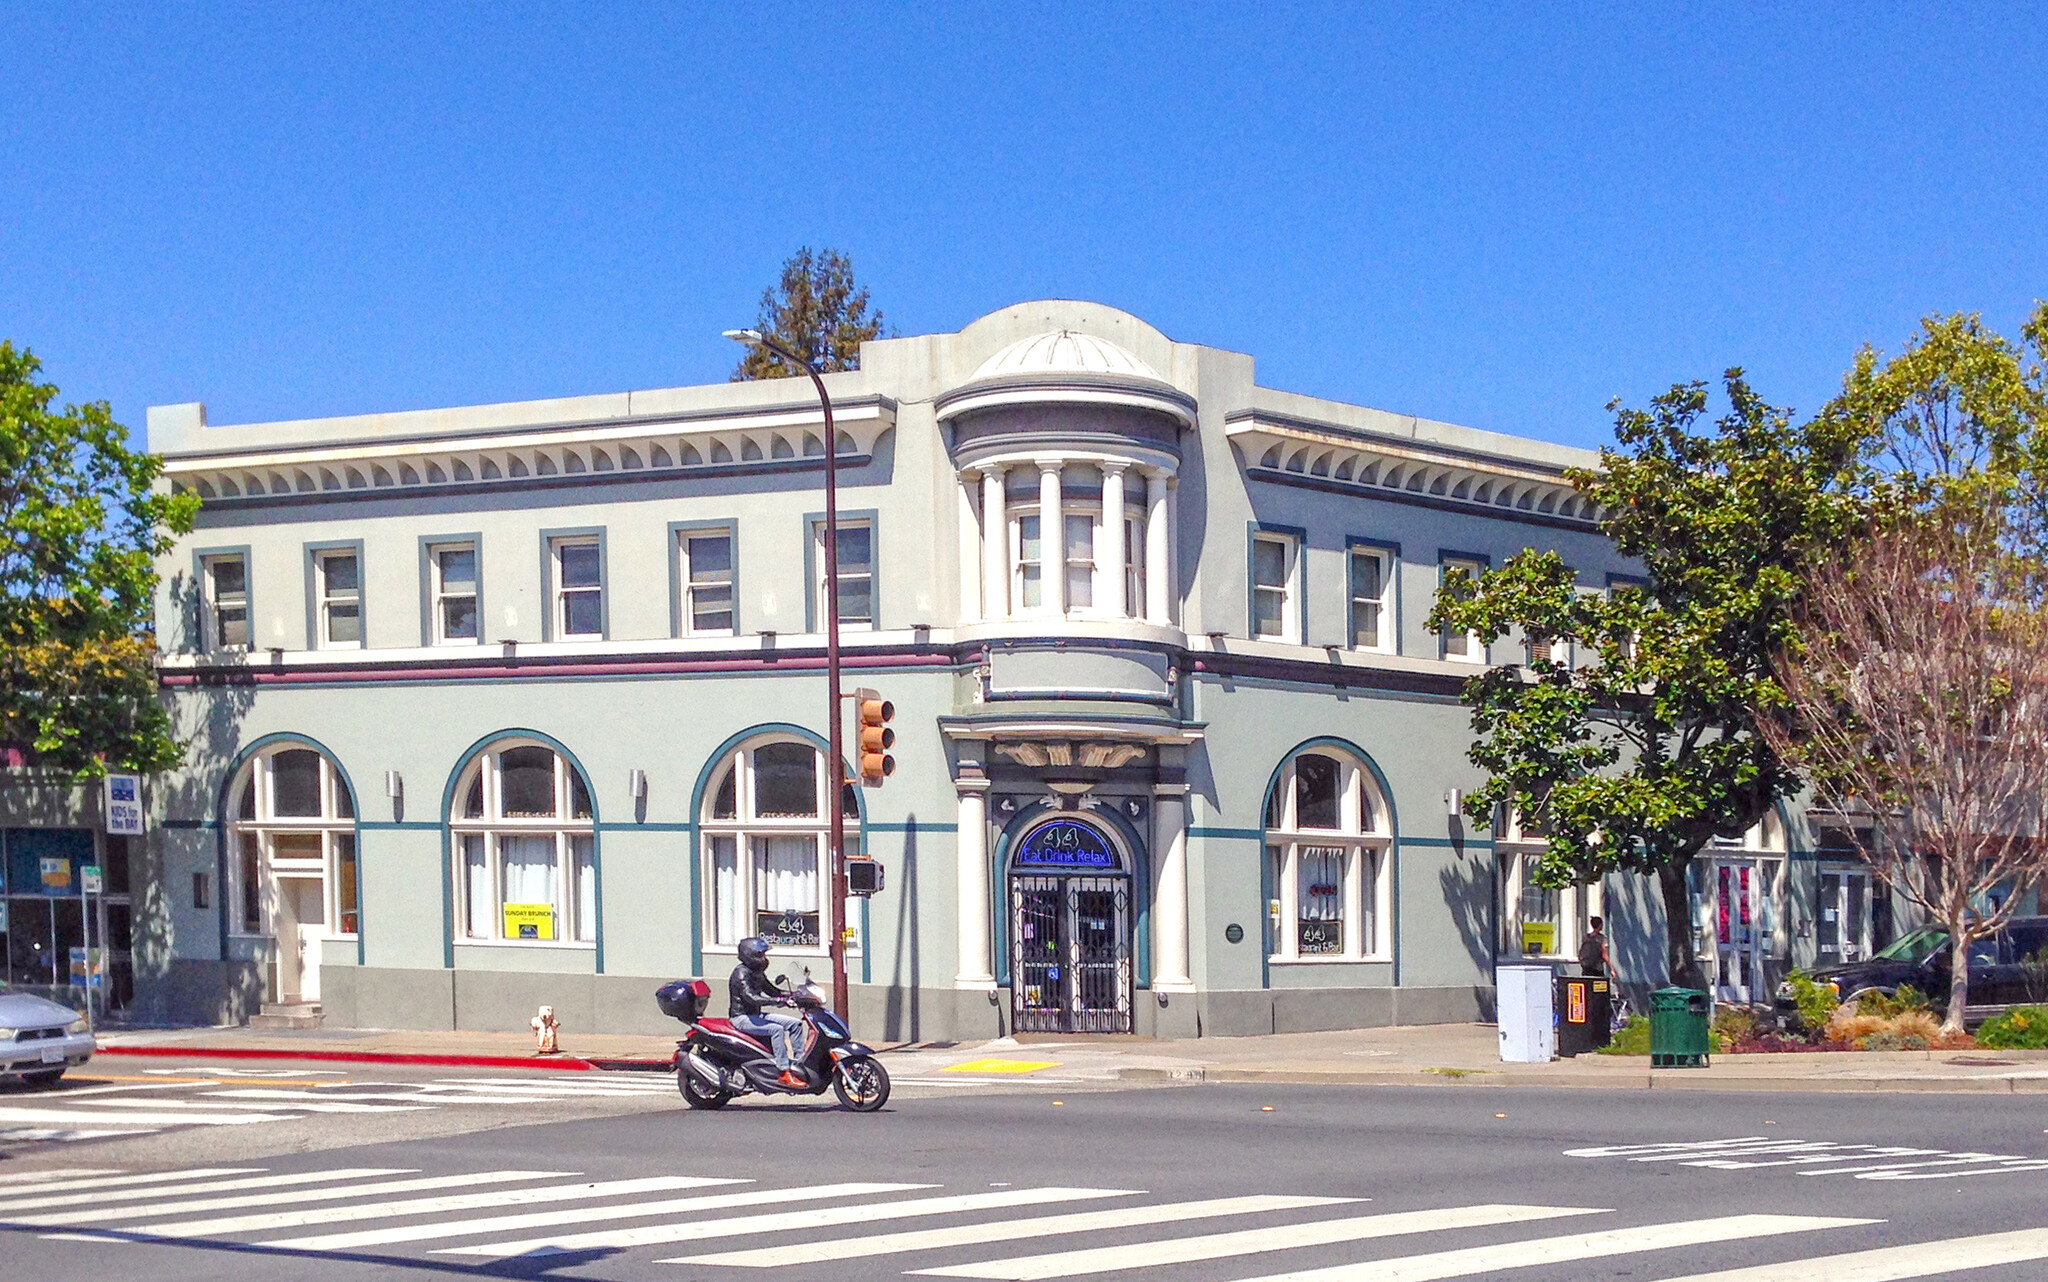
2;5;2042;452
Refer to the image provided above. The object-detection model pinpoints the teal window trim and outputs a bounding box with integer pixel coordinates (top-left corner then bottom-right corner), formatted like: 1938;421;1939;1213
1344;535;1401;655
191;544;253;654
802;508;879;633
417;533;484;647
1437;548;1492;663
1246;521;1308;643
540;527;609;642
302;539;367;651
668;519;739;638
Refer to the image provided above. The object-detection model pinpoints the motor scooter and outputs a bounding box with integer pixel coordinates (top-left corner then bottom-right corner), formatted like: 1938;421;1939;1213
655;976;891;1112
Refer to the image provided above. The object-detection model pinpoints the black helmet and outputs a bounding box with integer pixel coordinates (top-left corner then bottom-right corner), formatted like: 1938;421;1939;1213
737;936;771;971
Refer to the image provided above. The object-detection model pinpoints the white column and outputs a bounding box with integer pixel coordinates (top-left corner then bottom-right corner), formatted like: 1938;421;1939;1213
1039;461;1065;616
1145;468;1173;626
955;777;994;987
1100;463;1128;617
1151;784;1192;988
981;467;1008;620
957;470;982;623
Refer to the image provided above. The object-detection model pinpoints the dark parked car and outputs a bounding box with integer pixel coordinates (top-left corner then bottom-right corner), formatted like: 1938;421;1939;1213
1776;916;2048;1026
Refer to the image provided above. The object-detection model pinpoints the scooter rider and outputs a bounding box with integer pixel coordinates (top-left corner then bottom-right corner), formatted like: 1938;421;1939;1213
730;936;807;1089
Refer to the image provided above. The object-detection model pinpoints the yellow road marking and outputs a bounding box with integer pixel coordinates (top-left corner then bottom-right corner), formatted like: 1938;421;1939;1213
940;1059;1062;1075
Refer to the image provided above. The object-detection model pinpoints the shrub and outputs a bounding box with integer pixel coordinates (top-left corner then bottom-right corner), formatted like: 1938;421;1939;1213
1784;971;1841;1034
1886;1010;1942;1044
1977;1006;2048;1050
1863;1030;1930;1052
1711;1006;1762;1053
1854;986;1932;1019
1826;1010;1890;1045
1600;1014;1651;1055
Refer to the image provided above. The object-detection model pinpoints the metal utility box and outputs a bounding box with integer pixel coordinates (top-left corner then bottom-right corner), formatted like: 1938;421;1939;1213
1651;986;1712;1067
1497;963;1556;1063
1555;975;1613;1057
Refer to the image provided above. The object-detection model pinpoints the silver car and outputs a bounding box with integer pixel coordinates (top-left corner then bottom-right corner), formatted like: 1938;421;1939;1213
0;987;96;1085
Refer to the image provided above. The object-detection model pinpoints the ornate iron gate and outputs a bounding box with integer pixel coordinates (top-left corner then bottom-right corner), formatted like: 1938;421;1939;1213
1010;872;1132;1033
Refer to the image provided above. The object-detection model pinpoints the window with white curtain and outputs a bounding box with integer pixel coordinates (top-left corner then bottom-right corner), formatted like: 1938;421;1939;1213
226;746;359;939
701;738;861;958
1262;748;1391;961
449;741;596;944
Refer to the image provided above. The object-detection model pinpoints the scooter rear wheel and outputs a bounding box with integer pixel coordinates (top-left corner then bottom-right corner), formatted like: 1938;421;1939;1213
678;1055;733;1110
831;1055;891;1112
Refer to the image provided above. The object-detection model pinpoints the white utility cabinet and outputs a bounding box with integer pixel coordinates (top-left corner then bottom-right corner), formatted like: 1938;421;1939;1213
1497;962;1556;1063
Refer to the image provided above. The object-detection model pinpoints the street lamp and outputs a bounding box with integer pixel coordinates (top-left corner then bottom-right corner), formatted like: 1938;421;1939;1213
723;328;852;1022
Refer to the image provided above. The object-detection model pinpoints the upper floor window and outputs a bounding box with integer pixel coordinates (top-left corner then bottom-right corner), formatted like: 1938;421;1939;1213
227;746;358;939
1251;532;1300;643
550;536;604;639
1263;748;1391;961
813;519;874;630
702;738;861;955
451;741;596;944
679;528;736;636
313;549;363;649
1348;545;1394;653
1439;555;1486;662
201;553;250;651
429;542;479;644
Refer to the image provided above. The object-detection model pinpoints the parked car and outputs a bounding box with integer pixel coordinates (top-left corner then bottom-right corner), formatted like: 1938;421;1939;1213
1776;916;2048;1026
0;986;95;1085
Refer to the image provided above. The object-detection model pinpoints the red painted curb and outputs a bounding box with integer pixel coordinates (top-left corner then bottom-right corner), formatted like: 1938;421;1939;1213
95;1044;674;1072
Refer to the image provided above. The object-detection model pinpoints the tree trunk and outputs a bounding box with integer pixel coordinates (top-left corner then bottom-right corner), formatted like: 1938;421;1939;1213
1944;929;1972;1037
1657;859;1705;990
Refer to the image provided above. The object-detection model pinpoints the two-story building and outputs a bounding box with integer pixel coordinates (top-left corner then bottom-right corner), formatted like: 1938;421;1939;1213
0;301;1895;1036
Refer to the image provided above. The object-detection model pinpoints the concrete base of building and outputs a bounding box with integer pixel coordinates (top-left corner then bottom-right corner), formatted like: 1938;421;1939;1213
847;983;1493;1043
141;965;1493;1041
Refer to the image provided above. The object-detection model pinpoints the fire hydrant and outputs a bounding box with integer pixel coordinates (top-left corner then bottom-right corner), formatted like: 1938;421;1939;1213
531;1005;561;1055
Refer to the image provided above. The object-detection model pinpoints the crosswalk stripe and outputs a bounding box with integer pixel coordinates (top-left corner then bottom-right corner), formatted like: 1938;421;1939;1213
671;1194;1365;1268
0;1167;413;1215
199;1089;540;1106
0;1168;225;1196
13;1169;562;1228
443;1186;1140;1260
118;1176;733;1239
1193;1214;1877;1282
50;1097;428;1115
1655;1226;2048;1281
0;1128;154;1143
264;1181;904;1252
0;1107;291;1128
910;1204;1606;1280
432;1076;675;1091
0;1168;116;1187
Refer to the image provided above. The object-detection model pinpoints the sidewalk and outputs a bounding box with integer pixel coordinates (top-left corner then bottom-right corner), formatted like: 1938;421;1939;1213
93;1021;2048;1093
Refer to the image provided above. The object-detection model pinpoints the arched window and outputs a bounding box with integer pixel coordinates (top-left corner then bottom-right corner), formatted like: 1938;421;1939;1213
1496;805;1601;960
227;745;358;941
1262;748;1391;961
450;741;595;944
701;738;860;957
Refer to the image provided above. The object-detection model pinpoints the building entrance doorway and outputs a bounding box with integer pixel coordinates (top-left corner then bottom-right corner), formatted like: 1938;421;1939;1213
1818;867;1886;965
275;875;325;1003
1009;817;1132;1034
1704;858;1781;1005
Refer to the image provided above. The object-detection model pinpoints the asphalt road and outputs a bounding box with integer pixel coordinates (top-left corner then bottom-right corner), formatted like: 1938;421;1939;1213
6;1057;2048;1281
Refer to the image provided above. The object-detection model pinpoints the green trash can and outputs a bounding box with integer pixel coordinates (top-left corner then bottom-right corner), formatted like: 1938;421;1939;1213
1650;987;1711;1068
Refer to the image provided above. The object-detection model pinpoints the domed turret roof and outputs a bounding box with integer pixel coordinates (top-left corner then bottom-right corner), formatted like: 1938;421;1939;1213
970;330;1163;383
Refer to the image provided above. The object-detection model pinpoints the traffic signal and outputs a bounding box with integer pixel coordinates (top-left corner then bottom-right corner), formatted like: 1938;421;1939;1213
854;687;895;786
846;858;885;896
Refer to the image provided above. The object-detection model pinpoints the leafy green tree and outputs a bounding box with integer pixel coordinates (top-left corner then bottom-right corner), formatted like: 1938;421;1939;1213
1;342;197;775
1431;373;1870;987
732;247;888;380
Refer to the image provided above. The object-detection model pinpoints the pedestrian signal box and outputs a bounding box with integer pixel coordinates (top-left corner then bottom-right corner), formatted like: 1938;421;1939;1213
846;858;885;897
854;687;895;786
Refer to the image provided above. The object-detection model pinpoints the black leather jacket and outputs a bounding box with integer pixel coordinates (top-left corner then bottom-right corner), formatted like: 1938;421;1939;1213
729;963;789;1017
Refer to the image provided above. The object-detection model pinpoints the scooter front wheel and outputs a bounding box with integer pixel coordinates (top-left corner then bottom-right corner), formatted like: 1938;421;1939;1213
678;1054;733;1110
831;1055;891;1112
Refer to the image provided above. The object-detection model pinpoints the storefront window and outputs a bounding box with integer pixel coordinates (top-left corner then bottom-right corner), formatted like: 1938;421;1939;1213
1262;749;1390;961
448;741;597;944
2;827;133;1008
701;738;860;955
1495;807;1599;959
226;745;359;945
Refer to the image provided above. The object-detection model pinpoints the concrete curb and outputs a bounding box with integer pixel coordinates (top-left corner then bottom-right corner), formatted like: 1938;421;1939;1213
1114;1065;2048;1094
95;1045;674;1072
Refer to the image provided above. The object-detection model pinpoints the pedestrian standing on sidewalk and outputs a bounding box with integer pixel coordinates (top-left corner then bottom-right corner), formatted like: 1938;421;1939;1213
1578;916;1612;979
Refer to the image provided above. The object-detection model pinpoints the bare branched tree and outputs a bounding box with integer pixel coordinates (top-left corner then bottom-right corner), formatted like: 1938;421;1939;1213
1763;497;2048;1033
